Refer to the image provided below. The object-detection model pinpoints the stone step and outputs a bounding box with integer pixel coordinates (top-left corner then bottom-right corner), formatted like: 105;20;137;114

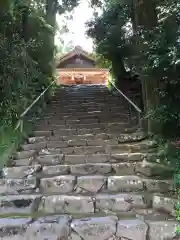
51;96;122;100
39;175;173;194
34;122;129;132
0;174;173;195
49;105;126;111
4;161;173;179
0;215;178;240
51;127;136;137
33;131;53;137
13;152;155;164
47;108;128;115
28;132;146;143
35;119;132;128
18;140;156;156
36;115;130;124
39;113;131;122
0;193;176;218
22;139;137;151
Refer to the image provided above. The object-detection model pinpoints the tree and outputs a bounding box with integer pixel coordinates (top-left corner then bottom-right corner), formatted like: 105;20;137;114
86;2;131;85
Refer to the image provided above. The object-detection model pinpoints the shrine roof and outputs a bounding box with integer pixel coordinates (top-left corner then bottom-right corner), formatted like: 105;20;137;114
57;46;95;66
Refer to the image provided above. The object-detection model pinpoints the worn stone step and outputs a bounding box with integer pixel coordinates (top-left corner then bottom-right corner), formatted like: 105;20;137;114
0;218;32;239
21;133;146;151
12;150;153;164
46;113;130;121
38;175;173;194
0;177;38;195
48;132;145;142
16;141;154;157
0;194;41;215
21;139;124;151
47;107;126;113
52;127;134;136
21;142;47;151
105;141;156;154
35;119;66;125
0;192;177;219
44;153;149;165
2;165;42;178
14;150;37;160
38;193;177;217
48;111;130;116
35;123;107;131
38;145;105;155
28;136;47;144
0;175;172;196
70;217;178;240
49;105;126;110
152;194;177;217
33;130;52;137
3;162;173;179
38;194;142;214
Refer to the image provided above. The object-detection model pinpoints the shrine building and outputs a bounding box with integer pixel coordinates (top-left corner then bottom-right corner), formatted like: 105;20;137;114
56;46;109;85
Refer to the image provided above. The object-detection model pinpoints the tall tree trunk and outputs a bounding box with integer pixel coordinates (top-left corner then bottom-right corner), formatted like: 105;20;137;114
112;56;127;88
129;4;137;34
45;0;58;76
135;0;158;28
134;0;159;134
0;0;11;35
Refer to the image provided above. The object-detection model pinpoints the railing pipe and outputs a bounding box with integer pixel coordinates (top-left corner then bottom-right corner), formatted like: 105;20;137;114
15;80;56;132
108;78;142;113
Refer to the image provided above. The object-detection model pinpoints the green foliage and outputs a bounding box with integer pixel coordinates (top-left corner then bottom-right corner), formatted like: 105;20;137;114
125;1;180;139
87;0;180;138
89;52;111;68
0;4;51;128
0;0;79;162
86;2;131;82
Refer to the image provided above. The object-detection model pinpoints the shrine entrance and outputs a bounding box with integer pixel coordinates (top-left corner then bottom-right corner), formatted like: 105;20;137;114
56;68;109;85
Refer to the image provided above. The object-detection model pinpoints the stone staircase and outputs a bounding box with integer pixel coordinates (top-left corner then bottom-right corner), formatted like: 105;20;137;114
0;85;178;239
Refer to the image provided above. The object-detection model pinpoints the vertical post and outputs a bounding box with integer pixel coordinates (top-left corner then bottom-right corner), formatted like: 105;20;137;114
20;119;23;133
128;103;133;125
138;112;142;131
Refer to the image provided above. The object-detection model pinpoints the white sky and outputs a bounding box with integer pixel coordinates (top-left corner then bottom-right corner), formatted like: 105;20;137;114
55;1;95;53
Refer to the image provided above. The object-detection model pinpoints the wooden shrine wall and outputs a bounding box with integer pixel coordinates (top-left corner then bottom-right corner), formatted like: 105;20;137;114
56;69;109;85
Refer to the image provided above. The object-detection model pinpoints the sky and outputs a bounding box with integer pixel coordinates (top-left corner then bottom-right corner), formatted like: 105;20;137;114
55;1;95;53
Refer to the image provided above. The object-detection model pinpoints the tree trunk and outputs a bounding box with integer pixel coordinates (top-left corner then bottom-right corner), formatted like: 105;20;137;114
45;0;58;76
129;4;137;34
112;56;127;88
135;0;158;28
0;0;11;34
134;0;159;134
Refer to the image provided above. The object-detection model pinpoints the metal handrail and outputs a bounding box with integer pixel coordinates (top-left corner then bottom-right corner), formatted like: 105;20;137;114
15;80;56;131
108;77;142;113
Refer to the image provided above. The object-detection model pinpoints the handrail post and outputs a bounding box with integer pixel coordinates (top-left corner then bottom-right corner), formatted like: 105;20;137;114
138;112;142;130
20;119;23;133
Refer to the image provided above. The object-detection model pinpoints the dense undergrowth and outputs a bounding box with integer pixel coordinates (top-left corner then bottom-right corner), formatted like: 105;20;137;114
0;1;54;162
